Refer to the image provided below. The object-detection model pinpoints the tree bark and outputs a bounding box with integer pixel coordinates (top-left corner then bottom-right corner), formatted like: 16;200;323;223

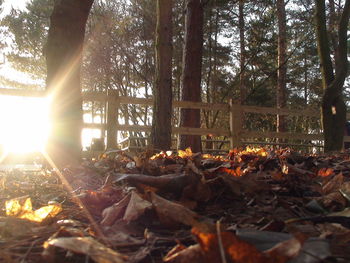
239;0;246;105
151;0;173;151
315;0;335;87
315;0;350;152
276;0;287;133
179;0;204;152
328;0;340;73
45;0;93;166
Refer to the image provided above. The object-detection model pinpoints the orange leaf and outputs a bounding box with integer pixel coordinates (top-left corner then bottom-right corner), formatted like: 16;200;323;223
192;227;304;263
192;227;267;263
318;168;334;177
218;167;242;177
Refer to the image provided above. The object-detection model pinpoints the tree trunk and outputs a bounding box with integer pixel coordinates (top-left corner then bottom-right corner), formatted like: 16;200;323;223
315;0;335;87
204;2;213;151
238;0;246;105
328;0;340;73
315;0;350;152
276;0;287;133
45;0;93;166
151;0;173;151
179;0;204;152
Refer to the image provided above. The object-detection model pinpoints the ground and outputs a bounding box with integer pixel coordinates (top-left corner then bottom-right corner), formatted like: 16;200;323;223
1;148;350;262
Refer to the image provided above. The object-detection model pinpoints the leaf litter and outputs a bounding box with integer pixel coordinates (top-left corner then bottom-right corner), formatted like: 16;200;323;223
1;147;350;262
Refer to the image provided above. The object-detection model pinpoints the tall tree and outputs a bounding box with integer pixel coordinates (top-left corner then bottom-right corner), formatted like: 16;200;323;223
238;0;246;105
276;0;287;132
0;0;52;87
315;0;350;152
151;0;173;151
45;0;93;166
179;0;204;152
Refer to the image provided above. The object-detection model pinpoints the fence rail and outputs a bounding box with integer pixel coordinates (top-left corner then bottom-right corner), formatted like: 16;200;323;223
1;88;350;152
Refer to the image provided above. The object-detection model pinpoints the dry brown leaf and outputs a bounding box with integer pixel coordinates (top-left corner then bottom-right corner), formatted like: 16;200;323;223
164;243;187;259
265;233;306;261
111;173;195;195
123;191;152;222
150;192;199;227
77;185;123;215
220;172;266;196
321;191;348;210
160;164;184;174
43;236;127;263
163;244;204;263
101;193;131;226
322;173;344;195
340;181;350;202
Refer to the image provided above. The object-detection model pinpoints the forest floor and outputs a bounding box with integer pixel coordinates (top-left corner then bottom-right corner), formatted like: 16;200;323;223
1;148;350;263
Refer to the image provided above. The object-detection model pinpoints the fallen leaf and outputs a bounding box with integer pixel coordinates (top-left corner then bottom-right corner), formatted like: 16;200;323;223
265;233;306;261
192;226;305;263
101;193;131;226
111;172;198;197
178;148;193;158
192;227;267;263
77;185;123;215
318;168;334;177
43;236;127;263
5;197;61;223
321;191;348;210
123;191;152;222
163;244;204;263
322;173;344;195
150;192;200;227
218;166;243;177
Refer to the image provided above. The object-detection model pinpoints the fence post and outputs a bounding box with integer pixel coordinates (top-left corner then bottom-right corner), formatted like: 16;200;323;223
106;90;118;149
229;99;243;148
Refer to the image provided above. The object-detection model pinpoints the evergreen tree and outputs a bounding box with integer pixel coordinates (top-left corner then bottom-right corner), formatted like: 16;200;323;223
151;0;173;151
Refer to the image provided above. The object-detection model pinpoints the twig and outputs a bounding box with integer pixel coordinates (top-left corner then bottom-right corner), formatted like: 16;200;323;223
20;238;39;263
216;219;227;263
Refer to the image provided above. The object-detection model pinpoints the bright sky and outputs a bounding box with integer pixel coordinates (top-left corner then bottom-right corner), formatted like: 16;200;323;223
1;0;28;15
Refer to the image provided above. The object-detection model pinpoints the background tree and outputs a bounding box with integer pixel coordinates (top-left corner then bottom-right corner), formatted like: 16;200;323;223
276;0;287;133
0;0;52;89
315;0;350;152
238;0;246;105
179;0;204;152
200;0;233;150
2;0;348;153
45;0;93;166
151;0;173;151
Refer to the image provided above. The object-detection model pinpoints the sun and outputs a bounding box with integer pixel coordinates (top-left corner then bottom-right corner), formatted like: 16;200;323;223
0;95;51;155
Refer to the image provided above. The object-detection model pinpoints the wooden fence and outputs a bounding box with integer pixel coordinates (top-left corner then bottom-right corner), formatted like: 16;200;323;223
83;90;350;151
1;88;350;152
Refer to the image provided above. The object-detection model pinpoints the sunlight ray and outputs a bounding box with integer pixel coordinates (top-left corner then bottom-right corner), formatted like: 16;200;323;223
42;152;109;245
